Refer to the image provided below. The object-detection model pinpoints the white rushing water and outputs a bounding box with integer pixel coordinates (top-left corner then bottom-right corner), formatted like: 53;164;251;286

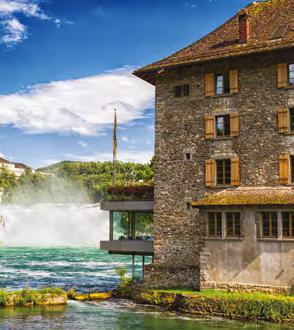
0;203;109;246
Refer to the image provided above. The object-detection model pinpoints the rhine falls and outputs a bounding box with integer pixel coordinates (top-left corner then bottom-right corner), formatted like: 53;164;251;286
0;203;109;246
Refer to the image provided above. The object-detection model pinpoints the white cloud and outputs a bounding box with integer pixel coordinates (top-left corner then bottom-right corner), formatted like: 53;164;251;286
121;135;136;144
0;67;155;136
0;0;59;46
1;17;26;44
78;141;88;148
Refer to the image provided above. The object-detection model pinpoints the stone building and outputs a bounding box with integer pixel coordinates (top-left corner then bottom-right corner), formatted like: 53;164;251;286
133;0;294;292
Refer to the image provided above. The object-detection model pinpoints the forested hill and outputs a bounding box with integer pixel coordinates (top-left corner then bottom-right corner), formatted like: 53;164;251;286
0;160;154;204
37;160;154;201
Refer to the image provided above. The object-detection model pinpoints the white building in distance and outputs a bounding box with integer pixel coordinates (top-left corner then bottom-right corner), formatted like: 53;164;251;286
0;157;29;178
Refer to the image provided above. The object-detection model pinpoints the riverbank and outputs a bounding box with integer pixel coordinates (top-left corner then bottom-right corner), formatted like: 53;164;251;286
113;286;294;323
0;288;67;307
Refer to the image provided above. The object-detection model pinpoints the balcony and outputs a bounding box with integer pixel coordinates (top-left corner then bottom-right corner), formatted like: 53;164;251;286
100;239;154;255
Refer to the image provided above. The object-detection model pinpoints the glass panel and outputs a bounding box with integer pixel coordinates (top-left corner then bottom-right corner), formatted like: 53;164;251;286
216;159;231;185
183;84;190;96
134;212;154;240
216;160;224;185
226;212;241;237
224;74;230;94
262;212;278;238
291;156;294;184
282;212;294;237
216;116;224;136
271;212;278;237
223;115;231;136
234;212;241;236
112;211;130;240
290;109;294;132
224;159;231;184
216;213;222;237
208;212;222;237
289;64;294;85
216;75;224;95
174;86;181;97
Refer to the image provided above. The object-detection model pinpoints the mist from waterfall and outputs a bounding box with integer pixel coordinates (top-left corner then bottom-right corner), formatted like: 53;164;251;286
0;203;109;246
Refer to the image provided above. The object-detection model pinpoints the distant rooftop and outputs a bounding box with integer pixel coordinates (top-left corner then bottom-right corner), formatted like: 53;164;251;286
135;0;294;84
0;157;30;169
192;186;294;207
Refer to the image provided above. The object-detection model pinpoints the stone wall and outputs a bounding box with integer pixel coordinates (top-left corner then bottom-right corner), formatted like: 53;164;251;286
145;48;294;289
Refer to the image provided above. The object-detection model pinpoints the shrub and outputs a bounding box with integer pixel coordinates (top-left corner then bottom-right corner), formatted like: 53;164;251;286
107;184;154;201
115;267;133;297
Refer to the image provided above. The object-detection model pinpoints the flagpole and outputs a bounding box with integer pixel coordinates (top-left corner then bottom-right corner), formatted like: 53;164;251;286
112;109;117;187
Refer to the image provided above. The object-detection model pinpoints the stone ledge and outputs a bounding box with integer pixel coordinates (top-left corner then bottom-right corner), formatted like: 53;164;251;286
201;281;292;294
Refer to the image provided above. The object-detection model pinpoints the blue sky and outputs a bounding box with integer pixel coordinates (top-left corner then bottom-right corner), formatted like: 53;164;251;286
0;0;252;168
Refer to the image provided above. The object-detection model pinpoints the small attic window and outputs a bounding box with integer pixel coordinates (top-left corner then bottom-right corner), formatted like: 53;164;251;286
185;152;191;161
174;84;190;97
270;25;288;40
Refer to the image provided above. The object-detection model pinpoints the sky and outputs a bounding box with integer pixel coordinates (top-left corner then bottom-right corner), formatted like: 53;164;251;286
0;0;253;168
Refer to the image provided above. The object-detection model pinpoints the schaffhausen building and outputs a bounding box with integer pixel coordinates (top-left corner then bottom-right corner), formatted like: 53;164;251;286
134;0;294;293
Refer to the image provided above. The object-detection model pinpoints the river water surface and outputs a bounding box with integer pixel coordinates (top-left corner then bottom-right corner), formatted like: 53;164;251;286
0;204;292;329
0;247;292;330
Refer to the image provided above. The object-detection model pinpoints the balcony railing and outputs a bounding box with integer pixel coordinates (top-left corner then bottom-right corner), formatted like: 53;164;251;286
100;239;154;255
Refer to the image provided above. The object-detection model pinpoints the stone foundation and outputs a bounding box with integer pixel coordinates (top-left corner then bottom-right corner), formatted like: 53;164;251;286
201;281;292;295
144;264;200;289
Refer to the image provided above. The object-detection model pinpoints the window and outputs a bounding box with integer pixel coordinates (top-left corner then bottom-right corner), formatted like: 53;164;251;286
134;212;153;240
112;211;130;240
216;159;231;185
111;211;153;240
261;212;278;238
226;212;241;237
215;73;230;95
186;202;191;211
290;108;294;132
185;153;191;161
282;212;294;238
291;156;294;184
216;115;230;137
208;212;222;238
289;64;294;85
174;84;190;97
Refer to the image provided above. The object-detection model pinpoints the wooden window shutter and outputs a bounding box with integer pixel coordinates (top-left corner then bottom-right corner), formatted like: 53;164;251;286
205;115;215;139
278;107;290;133
230;113;239;137
231;157;240;186
279;154;290;184
205;160;215;187
205;73;215;97
229;69;239;94
277;63;288;88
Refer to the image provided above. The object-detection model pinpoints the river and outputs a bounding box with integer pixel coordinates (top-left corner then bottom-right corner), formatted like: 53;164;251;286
0;205;291;329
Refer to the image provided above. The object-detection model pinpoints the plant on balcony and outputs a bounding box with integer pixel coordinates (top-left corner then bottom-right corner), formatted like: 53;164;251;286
106;183;154;201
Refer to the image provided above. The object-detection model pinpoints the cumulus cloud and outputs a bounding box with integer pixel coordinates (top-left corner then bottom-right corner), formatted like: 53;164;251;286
0;0;58;45
0;68;155;136
78;141;88;148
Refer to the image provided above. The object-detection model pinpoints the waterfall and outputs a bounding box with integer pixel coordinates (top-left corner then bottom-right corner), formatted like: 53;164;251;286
0;204;109;246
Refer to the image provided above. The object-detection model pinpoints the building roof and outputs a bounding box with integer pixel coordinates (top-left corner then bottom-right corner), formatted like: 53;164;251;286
134;0;294;84
0;157;10;164
0;157;29;169
192;187;294;207
14;163;29;169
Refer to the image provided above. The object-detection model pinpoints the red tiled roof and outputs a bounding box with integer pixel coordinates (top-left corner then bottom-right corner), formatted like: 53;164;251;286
0;157;10;164
134;0;294;84
14;163;29;169
192;187;294;207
